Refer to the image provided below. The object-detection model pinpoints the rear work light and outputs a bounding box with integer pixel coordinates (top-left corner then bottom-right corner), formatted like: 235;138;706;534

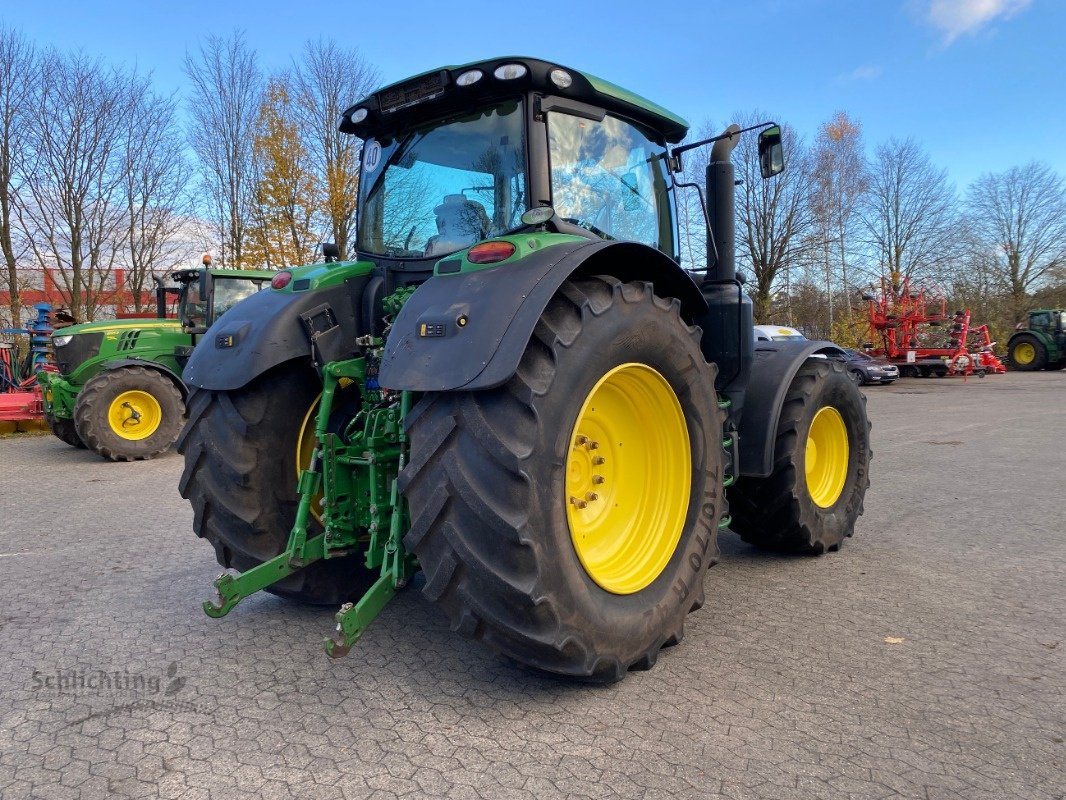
493;63;527;80
467;241;516;264
455;69;483;86
271;271;293;289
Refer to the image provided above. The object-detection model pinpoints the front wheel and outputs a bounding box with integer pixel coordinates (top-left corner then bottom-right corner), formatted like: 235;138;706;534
45;411;85;449
728;359;871;554
73;366;184;461
400;277;725;682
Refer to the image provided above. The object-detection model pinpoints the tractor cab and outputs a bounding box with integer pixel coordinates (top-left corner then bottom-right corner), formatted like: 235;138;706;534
171;267;274;335
343;58;687;269
1026;309;1066;334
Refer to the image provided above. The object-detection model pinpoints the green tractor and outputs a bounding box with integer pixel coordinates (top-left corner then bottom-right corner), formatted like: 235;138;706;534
179;57;871;681
1006;309;1066;371
39;265;274;460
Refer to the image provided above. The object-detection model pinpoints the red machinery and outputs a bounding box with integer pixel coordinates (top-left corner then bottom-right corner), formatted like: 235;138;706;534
0;303;55;431
862;273;1006;378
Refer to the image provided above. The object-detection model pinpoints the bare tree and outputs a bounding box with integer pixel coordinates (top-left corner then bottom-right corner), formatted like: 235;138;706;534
18;52;139;320
810;112;868;325
184;31;261;267
965;162;1066;321
734;114;815;322
0;26;36;327
290;39;379;259
858;137;958;288
122;90;194;310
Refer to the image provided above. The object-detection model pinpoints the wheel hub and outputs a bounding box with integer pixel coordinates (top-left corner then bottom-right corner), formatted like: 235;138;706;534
107;390;162;441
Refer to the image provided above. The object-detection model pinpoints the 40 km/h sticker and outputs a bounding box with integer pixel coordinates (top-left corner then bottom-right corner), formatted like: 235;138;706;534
363;141;382;173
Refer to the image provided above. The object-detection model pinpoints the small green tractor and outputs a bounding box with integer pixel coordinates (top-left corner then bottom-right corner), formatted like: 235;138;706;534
180;57;871;681
1006;309;1066;371
39;265;274;460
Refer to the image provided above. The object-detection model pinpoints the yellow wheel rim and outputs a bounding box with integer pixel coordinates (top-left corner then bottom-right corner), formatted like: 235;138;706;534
107;390;163;441
566;363;690;595
1014;342;1036;365
296;395;324;524
805;406;849;508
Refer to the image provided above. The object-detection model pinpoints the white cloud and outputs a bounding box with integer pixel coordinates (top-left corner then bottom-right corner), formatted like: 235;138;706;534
845;65;884;81
924;0;1032;43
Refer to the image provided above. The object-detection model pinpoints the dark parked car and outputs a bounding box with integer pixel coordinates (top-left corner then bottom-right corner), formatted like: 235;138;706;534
837;348;899;385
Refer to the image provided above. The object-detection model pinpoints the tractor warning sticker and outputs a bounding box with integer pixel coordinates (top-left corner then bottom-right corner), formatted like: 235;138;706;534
363;141;382;173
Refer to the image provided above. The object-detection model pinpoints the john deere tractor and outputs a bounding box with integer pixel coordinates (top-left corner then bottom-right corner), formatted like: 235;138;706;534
38;266;273;460
1006;309;1066;371
179;57;870;681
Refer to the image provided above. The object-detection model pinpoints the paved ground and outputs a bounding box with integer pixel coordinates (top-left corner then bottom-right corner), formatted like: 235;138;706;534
0;371;1063;800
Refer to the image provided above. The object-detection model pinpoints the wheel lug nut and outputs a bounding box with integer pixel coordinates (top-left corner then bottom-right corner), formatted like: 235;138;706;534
587;440;599;450
593;456;605;465
575;435;588;445
586;492;598;502
592;475;605;484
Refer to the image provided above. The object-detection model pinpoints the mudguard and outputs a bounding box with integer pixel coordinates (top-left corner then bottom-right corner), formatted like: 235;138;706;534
103;358;188;400
738;340;847;478
379;240;706;391
182;280;368;391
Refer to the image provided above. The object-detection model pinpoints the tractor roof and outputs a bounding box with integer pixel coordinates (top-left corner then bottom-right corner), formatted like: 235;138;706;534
341;56;690;144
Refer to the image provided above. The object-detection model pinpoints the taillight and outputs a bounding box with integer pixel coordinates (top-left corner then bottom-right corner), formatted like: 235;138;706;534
271;271;293;289
467;241;516;265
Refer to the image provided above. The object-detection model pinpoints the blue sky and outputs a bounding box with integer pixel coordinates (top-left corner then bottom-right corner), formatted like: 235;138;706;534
1;0;1061;191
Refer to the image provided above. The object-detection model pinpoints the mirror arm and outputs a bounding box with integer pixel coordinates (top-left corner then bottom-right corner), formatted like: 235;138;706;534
670;120;778;160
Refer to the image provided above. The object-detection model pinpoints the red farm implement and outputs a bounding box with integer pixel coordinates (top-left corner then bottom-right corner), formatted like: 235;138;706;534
1;304;54;432
861;274;1006;379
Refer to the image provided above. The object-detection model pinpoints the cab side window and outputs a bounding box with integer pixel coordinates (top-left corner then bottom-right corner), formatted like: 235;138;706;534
548;112;674;255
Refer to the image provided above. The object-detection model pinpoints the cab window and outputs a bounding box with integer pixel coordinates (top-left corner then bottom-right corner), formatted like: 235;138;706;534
213;278;267;320
548;112;675;256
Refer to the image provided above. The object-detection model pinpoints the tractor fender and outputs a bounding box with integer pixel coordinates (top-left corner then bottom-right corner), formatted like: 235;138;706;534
182;280;369;392
738;340;847;478
379;240;707;391
103;358;189;400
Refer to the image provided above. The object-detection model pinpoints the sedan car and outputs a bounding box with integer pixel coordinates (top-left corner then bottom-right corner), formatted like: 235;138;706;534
838;348;899;385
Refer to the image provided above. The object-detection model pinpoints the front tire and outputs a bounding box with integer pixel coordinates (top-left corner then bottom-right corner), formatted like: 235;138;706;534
177;361;376;605
400;277;725;682
74;366;184;461
45;411;85;449
729;359;871;554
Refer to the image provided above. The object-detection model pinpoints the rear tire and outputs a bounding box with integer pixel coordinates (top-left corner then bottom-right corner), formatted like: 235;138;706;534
729;359;871;554
1008;334;1046;371
45;411;85;448
400;277;725;682
74;366;184;461
177;361;376;605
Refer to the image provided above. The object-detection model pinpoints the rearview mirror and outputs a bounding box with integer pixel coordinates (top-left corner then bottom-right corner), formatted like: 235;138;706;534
758;125;784;178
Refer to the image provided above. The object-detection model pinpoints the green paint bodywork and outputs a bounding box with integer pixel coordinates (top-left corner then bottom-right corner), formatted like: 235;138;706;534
39;319;188;421
271;259;376;293
41;268;292;422
434;232;588;276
